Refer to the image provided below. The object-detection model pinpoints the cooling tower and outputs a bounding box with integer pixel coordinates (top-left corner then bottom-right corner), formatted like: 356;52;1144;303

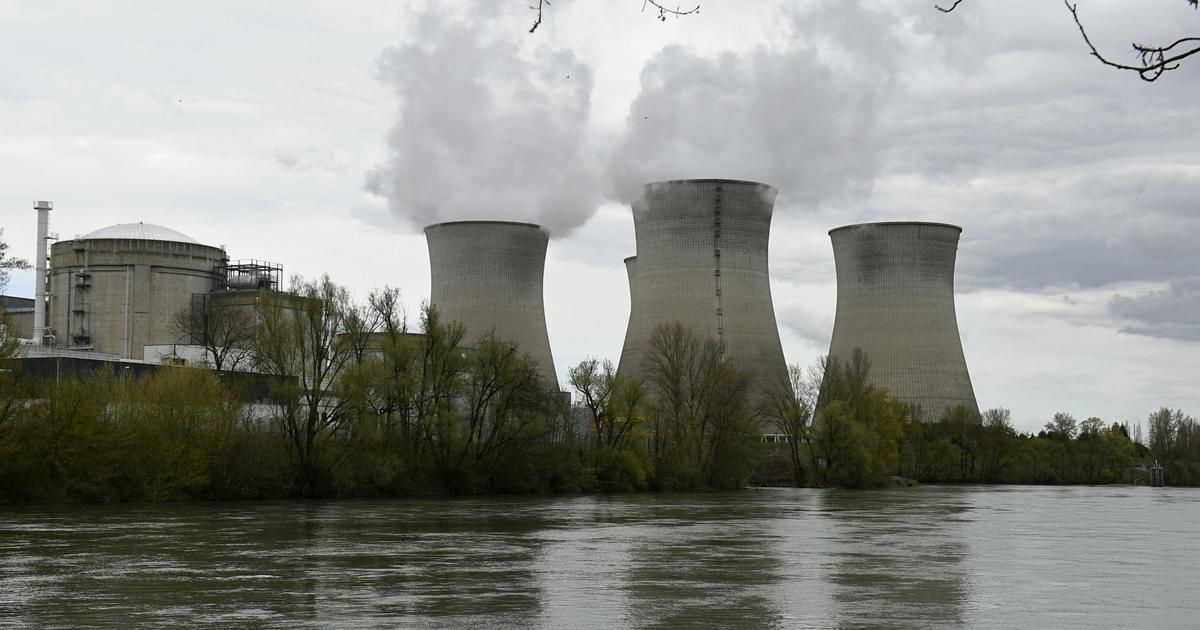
827;221;978;420
618;179;787;393
424;220;558;387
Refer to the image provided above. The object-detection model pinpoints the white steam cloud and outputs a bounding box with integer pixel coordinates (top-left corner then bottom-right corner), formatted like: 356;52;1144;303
366;7;600;234
368;2;903;232
608;4;896;206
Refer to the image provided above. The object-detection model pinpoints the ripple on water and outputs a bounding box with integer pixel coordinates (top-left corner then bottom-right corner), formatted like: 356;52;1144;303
0;487;1197;629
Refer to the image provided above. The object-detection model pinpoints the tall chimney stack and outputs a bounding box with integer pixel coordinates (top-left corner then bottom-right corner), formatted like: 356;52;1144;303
33;200;52;345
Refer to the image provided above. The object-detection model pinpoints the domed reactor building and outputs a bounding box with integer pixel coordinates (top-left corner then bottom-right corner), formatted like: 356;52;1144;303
618;179;787;393
48;223;226;359
826;221;978;420
424;220;559;388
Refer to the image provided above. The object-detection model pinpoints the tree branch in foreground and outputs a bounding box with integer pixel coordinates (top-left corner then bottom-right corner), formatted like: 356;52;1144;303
934;0;965;13
643;0;701;22
936;0;1200;82
1066;0;1200;82
530;0;699;33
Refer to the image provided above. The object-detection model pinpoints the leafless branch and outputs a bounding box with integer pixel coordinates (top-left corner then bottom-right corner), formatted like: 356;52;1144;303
531;0;699;32
529;0;549;33
643;0;701;21
1066;0;1200;82
934;0;965;13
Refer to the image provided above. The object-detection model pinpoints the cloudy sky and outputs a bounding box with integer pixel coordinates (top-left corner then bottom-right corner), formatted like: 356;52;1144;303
2;0;1197;433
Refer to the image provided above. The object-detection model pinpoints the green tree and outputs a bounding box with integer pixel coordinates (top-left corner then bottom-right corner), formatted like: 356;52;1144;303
568;356;650;490
253;275;371;495
1045;412;1079;440
977;408;1016;481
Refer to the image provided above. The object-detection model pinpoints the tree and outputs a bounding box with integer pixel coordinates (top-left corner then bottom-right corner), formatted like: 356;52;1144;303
1045;412;1079;440
764;363;819;485
528;0;700;33
0;228;31;360
170;299;256;371
978;408;1016;481
810;350;911;487
642;322;758;489
568;357;646;451
253;275;369;495
938;0;1200;82
436;335;556;490
0;228;30;293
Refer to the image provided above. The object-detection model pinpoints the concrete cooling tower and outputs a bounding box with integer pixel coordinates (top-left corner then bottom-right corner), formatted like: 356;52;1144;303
618;179;787;393
424;220;558;387
827;221;978;420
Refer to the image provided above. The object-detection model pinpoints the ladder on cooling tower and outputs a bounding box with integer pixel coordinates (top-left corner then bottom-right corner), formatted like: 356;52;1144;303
712;184;724;344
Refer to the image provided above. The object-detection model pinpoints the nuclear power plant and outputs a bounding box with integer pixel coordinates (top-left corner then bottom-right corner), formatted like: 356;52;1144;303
424;220;559;387
826;221;978;420
5;194;982;422
617;179;788;393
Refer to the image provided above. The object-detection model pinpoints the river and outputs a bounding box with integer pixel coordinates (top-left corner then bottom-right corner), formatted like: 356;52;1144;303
0;485;1195;628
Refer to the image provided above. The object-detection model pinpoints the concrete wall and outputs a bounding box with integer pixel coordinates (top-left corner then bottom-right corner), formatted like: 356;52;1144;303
424;221;559;387
827;221;978;420
48;238;224;359
4;309;34;339
618;179;788;394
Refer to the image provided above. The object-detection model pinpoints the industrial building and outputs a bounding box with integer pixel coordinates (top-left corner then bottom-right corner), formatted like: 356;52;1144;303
424;220;559;387
826;221;978;420
1;296;33;340
47;222;226;359
22;201;282;366
617;179;788;394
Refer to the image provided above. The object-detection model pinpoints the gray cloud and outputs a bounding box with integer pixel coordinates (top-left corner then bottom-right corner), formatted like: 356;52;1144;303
1110;278;1200;342
365;4;601;235
853;1;1200;295
951;167;1200;291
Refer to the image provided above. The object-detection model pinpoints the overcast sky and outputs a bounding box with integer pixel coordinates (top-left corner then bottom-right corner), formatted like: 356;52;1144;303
2;0;1197;433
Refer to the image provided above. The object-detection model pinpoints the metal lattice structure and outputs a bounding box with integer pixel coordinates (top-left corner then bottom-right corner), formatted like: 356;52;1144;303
218;260;283;292
826;221;978;420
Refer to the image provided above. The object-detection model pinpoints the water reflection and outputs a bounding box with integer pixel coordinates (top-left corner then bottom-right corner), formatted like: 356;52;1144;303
821;488;972;628
622;494;786;628
1;487;1197;628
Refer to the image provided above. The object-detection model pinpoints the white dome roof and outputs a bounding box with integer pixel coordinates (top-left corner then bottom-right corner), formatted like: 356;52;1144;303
78;222;201;244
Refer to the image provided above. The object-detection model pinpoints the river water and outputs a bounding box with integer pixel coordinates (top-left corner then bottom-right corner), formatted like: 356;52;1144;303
0;486;1195;628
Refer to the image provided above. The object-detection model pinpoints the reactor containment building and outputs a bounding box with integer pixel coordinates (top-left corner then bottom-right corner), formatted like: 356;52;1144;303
826;221;978;420
424;220;559;387
48;222;227;359
618;179;788;393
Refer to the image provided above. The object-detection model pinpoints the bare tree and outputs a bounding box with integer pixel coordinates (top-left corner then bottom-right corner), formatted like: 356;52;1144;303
764;362;821;485
0;229;31;361
0;228;30;293
529;0;700;33
938;0;1200;81
643;322;756;488
170;300;255;371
